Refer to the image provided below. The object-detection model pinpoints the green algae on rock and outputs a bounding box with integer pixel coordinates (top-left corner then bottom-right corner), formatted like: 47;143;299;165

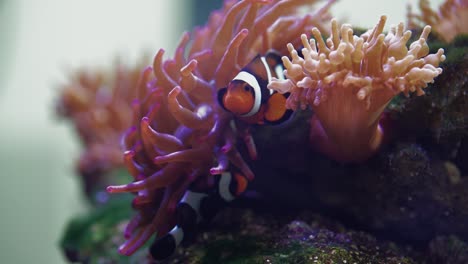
59;195;148;263
61;206;418;264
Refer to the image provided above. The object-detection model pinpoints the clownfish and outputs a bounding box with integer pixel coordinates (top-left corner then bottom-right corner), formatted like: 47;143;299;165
150;167;248;260
217;52;292;125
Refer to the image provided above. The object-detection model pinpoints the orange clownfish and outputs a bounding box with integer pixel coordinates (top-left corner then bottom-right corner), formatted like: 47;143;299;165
217;52;292;125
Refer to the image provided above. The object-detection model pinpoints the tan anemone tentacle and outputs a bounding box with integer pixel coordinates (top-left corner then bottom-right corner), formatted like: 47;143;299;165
180;60;213;103
407;0;468;43
211;0;252;57
140;117;183;154
227;147;255;181
153;147;212;164
235;0;261;33
173;32;190;70
215;28;250;88
153;49;178;92
210;149;230;175
167;86;213;129
57;62;144;194
123;150;144;179
269;15;445;162
107;163;180;193
124;212;142;239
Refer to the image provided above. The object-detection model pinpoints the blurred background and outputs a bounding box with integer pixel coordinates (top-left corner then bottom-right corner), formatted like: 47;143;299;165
0;0;443;263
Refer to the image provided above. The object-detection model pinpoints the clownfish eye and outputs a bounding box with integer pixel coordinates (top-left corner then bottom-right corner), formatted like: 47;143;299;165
244;85;252;92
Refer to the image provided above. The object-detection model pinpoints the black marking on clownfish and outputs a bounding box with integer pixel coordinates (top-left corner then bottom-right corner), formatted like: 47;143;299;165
149;169;248;261
217;51;292;125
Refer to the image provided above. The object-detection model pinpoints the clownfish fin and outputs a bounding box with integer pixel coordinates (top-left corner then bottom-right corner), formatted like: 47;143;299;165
217;87;228;111
233;173;248;196
264;92;293;125
265;51;282;65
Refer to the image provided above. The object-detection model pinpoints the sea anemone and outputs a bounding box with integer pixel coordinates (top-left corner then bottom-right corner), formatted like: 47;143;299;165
407;0;468;43
269;16;446;162
56;64;141;194
106;0;336;256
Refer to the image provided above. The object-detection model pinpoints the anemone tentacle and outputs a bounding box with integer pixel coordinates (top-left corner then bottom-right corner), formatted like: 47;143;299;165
407;0;468;43
56;63;143;195
269;16;445;162
106;0;336;256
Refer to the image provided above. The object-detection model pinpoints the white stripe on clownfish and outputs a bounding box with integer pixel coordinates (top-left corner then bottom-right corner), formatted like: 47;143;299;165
178;171;236;224
219;52;289;123
168;225;184;248
181;190;207;222
232;55;278;117
150;171;243;261
260;56;274;95
219;172;236;202
232;71;262;117
275;63;285;81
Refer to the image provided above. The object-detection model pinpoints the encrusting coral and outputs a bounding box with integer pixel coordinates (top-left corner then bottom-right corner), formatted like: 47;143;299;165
407;0;468;43
105;0;336;256
56;65;140;194
269;16;446;162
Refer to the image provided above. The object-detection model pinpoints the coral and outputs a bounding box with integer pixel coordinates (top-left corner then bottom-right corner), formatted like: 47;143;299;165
407;0;468;43
105;0;336;256
56;64;141;195
269;16;446;162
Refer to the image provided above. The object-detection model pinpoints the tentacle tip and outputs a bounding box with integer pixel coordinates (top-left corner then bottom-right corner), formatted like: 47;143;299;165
118;245;132;256
124;150;135;156
153;156;166;164
141;116;149;123
181;30;190;38
221;145;231;153
153;157;160;164
240;28;249;35
131;99;140;107
246;172;255;181
136;174;145;181
106;186;115;193
169;86;182;98
210;168;223;175
143;66;153;73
